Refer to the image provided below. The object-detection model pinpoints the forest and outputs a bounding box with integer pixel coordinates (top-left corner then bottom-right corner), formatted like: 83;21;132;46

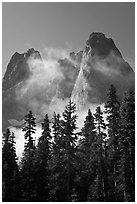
2;84;135;202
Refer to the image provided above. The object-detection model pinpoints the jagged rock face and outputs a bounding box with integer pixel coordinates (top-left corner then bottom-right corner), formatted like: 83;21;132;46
58;51;82;98
2;48;43;130
3;48;41;91
85;32;122;58
71;32;134;109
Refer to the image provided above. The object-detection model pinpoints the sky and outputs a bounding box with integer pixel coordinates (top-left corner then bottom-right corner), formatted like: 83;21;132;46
2;2;135;76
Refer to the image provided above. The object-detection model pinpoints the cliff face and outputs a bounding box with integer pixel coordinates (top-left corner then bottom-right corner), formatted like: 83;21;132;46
3;48;42;91
2;48;43;130
58;50;83;98
2;32;134;130
85;32;122;58
71;32;134;109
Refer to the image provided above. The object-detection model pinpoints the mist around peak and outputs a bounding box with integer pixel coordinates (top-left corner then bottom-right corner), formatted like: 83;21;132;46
2;32;134;133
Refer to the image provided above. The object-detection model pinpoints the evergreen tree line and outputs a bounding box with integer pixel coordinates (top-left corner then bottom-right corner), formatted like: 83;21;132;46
2;85;135;202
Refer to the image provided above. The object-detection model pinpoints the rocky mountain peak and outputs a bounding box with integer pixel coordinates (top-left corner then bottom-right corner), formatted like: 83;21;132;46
72;32;134;109
3;48;42;91
24;48;42;59
85;32;122;58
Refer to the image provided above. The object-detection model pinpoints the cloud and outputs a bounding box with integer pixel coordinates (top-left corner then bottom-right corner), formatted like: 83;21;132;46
9;126;25;159
8;119;24;127
42;47;70;61
10;125;42;160
18;57;64;97
15;47;80;119
15;49;65;116
73;50;135;106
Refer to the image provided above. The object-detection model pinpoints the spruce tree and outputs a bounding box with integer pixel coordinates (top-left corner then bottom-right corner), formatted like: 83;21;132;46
119;90;135;201
61;100;78;201
79;109;97;201
82;109;96;161
34;114;52;201
104;84;120;201
20;110;36;201
93;106;108;201
52;112;62;155
49;112;63;201
2;129;20;201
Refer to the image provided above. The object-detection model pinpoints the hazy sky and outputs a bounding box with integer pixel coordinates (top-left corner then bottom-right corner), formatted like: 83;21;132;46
2;2;135;75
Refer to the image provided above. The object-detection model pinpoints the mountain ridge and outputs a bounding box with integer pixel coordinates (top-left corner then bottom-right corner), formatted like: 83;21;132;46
2;32;135;131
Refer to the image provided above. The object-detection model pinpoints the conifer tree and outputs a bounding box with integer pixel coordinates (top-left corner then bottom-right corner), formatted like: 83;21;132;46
104;84;120;201
82;109;96;160
119;90;135;201
49;112;63;201
34;114;52;201
61;100;78;201
52;112;62;155
2;129;20;201
78;109;97;201
93;106;108;201
20;110;36;201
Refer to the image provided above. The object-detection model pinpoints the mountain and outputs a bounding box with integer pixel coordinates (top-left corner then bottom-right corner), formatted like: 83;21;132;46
2;32;134;131
3;48;42;91
2;48;43;130
71;32;134;109
2;48;81;130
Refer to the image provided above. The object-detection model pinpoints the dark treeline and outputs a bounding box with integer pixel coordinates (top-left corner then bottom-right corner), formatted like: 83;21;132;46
2;85;135;202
